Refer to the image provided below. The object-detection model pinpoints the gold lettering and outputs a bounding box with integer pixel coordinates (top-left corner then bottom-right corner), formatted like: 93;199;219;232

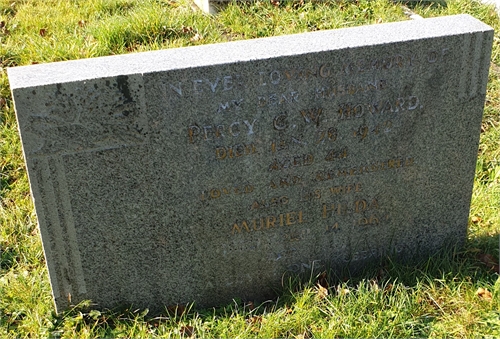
252;219;262;230
215;147;226;160
330;186;342;194
269;180;277;189
232;223;240;234
319;64;331;78
283;69;294;80
216;143;257;161
269;160;280;171
286;212;296;226
232;221;251;234
188;125;201;143
241;221;250;232
232;210;305;235
304;154;314;165
234;144;244;157
267;216;276;228
322;204;335;218
298;210;304;223
210;189;221;199
245;144;257;155
327;222;339;231
355;199;367;213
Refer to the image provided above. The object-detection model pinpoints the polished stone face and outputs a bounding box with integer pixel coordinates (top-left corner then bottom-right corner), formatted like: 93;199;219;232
8;14;493;314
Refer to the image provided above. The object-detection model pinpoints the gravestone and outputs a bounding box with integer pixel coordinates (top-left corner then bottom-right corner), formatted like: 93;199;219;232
8;14;493;314
193;0;216;14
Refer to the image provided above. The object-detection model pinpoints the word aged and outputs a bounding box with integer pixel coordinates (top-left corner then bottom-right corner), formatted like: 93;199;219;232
250;196;289;210
269;154;314;171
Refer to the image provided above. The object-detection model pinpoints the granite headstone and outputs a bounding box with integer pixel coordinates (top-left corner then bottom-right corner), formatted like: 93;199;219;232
8;14;493;313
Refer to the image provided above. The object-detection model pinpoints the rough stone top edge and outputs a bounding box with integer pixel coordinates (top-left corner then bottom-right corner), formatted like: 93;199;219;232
7;14;493;90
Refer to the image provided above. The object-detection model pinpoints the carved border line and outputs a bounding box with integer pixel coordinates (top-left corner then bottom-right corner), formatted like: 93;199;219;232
32;156;87;304
469;32;484;98
459;31;488;99
459;33;472;99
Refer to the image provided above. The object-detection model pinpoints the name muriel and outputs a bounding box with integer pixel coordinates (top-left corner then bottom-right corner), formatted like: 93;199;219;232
231;210;305;234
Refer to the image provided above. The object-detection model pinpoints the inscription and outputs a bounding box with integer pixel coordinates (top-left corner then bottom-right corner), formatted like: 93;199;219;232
258;64;332;86
286;228;312;242
188;119;257;143
325;222;340;233
169;74;244;97
217;98;244;113
358;214;388;226
269;175;303;189
188;57;427;240
343;53;416;74
316;127;338;144
231;210;305;234
322;197;389;229
315;157;414;181
353;120;393;141
300;108;323;126
268;154;314;171
293;242;406;268
215;143;257;160
337;95;422;121
295;182;365;202
273;113;289;130
299;189;321;202
270;135;307;153
258;91;299;107
322;198;380;217
324;147;348;161
315;79;388;100
250;196;289;210
287;259;323;273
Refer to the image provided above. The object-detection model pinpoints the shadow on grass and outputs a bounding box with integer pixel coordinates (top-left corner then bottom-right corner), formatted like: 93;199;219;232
46;232;498;337
395;0;447;9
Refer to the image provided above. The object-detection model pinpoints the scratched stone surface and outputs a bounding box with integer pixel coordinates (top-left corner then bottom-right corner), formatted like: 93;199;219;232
8;14;493;314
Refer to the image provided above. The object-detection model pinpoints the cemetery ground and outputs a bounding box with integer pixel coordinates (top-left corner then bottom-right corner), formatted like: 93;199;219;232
0;0;499;337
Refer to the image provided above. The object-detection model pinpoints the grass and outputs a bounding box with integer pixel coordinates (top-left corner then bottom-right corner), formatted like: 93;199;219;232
0;0;499;337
